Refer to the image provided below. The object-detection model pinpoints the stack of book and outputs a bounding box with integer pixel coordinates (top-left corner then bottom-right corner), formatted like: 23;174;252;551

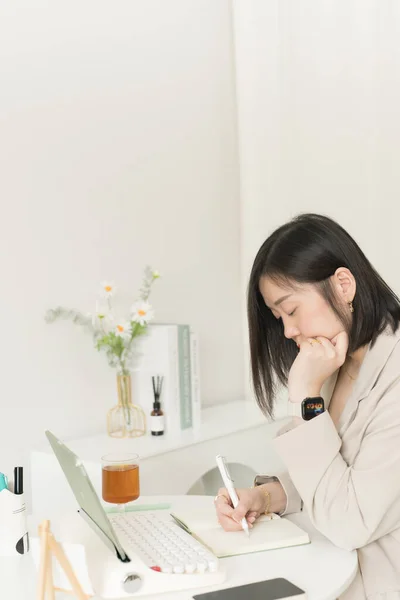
131;324;201;435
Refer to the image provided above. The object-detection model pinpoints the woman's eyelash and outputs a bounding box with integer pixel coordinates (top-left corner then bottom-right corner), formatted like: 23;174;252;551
288;309;296;316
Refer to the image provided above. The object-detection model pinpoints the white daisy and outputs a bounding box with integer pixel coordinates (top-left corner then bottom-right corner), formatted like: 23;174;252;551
115;321;132;339
131;301;154;326
152;270;161;279
95;300;111;320
101;281;116;298
91;301;112;328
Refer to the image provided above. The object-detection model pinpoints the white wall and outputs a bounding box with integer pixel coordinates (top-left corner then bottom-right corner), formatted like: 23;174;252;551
233;0;400;410
3;0;399;492
0;1;244;483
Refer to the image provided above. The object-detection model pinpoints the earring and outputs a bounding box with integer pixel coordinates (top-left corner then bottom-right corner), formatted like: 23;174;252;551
349;301;354;313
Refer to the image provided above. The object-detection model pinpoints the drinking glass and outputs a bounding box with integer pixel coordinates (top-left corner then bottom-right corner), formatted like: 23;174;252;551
101;453;140;512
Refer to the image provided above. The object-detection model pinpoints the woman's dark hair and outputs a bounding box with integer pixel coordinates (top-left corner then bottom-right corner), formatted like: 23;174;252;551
248;213;400;418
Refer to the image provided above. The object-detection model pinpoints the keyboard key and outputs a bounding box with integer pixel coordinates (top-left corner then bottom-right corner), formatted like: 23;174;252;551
173;563;185;574
196;560;208;573
207;559;218;572
184;562;196;574
161;563;173;574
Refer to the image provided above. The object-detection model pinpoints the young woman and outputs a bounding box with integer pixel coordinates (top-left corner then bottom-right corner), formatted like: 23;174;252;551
215;213;400;599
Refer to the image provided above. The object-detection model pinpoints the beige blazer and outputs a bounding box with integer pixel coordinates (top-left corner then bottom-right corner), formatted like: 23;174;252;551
273;326;400;599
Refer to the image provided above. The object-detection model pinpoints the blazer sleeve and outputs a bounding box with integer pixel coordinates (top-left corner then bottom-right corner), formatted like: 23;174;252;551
273;379;400;551
276;471;303;515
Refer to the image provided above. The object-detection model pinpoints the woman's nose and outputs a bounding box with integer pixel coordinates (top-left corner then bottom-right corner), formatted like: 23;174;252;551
284;324;300;340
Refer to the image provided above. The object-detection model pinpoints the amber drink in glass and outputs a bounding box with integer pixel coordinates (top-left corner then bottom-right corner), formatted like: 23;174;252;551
101;453;140;511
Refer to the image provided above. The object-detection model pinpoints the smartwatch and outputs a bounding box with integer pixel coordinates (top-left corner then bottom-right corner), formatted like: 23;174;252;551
253;475;279;487
301;396;325;421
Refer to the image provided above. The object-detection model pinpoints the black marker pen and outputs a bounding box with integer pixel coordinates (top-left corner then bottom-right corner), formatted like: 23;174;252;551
14;466;23;495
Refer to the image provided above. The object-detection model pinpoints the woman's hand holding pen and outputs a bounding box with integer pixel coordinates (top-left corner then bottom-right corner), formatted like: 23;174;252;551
214;482;287;531
288;331;349;404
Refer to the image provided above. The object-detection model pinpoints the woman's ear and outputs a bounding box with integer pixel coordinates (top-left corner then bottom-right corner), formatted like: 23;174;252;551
332;267;356;303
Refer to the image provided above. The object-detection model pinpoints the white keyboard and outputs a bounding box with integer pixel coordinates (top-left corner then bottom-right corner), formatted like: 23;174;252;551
109;512;219;575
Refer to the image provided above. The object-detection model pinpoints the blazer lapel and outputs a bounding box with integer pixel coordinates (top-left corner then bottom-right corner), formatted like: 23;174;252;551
338;326;400;434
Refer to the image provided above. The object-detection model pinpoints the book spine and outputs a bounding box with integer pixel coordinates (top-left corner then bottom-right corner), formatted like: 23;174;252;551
177;324;193;430
167;326;181;434
190;330;202;430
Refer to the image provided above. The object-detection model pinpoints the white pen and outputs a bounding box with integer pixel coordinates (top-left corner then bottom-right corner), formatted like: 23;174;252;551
216;454;250;537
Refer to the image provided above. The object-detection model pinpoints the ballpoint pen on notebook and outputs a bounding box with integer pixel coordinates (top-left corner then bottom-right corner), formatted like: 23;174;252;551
215;455;250;537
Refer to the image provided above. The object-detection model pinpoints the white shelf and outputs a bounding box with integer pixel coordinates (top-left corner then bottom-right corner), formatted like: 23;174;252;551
39;399;284;463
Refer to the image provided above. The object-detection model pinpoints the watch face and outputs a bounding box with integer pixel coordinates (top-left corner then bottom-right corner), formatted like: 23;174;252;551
302;398;324;420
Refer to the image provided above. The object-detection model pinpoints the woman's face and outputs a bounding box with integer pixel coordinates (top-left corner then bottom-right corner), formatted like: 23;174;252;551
259;276;346;346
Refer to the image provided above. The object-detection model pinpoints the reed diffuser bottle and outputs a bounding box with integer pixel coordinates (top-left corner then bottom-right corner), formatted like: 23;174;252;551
150;376;165;436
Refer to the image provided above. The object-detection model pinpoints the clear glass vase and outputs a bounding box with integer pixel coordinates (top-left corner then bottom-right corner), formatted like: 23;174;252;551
107;375;146;438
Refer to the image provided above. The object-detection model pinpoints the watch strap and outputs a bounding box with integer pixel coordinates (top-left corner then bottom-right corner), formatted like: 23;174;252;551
253;475;279;487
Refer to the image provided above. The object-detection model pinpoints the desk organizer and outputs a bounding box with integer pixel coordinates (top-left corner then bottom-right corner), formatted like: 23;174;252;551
0;489;29;556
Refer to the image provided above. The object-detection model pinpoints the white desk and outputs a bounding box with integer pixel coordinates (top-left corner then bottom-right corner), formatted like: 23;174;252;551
0;495;357;600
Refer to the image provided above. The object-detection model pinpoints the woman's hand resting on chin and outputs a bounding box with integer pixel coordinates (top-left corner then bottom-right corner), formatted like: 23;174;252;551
288;331;349;404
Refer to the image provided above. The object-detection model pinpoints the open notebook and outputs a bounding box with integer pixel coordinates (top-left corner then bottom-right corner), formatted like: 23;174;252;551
170;507;310;558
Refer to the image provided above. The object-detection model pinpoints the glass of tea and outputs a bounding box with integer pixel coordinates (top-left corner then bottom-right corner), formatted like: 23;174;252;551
101;453;140;511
